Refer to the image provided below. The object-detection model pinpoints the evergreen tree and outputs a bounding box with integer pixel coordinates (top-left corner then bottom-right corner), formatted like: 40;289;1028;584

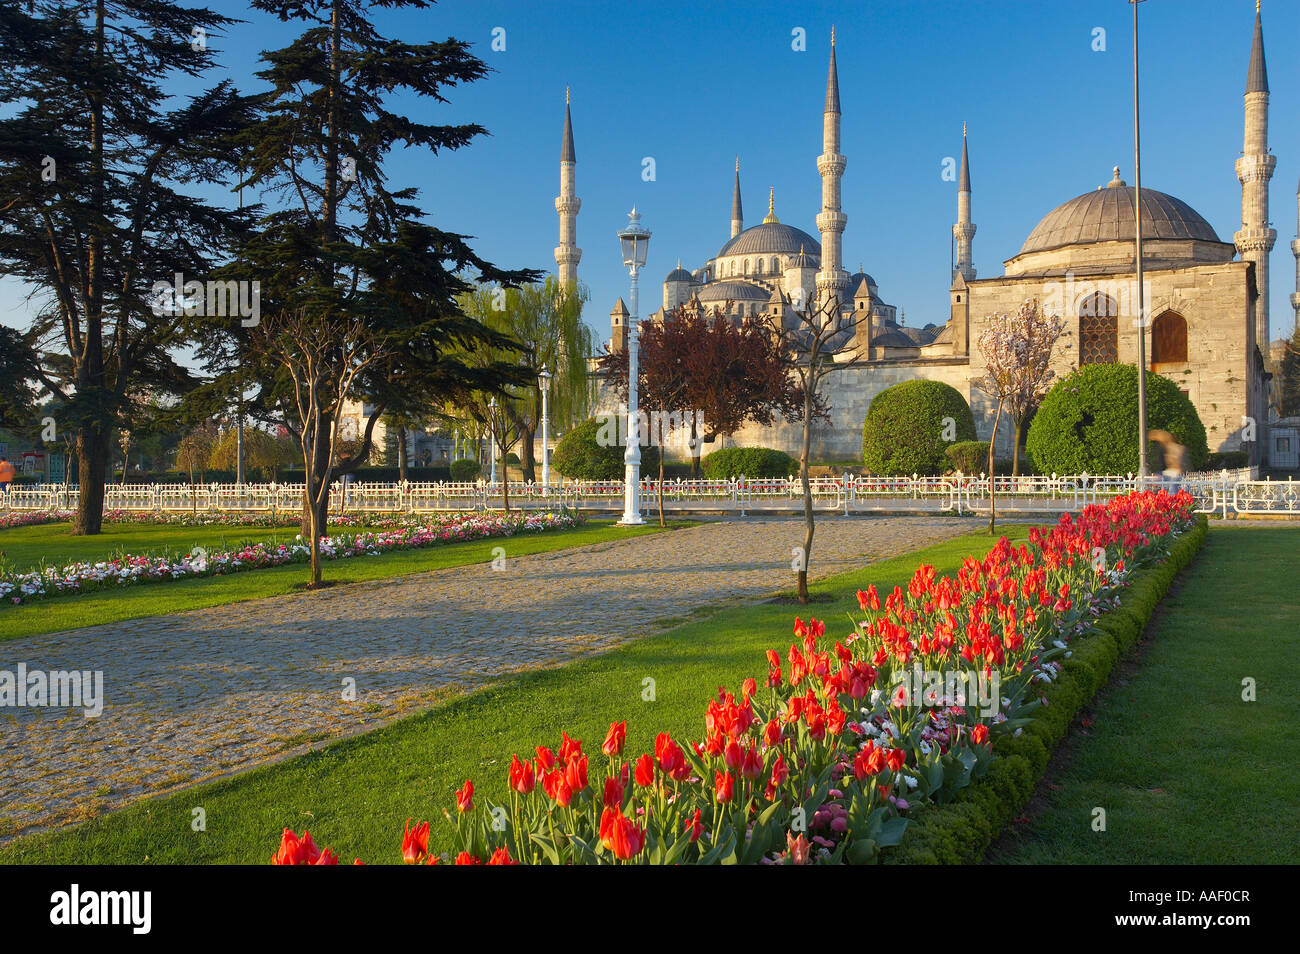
0;0;256;533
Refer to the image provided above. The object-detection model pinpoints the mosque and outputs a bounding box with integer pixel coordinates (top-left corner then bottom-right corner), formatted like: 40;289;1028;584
553;7;1297;467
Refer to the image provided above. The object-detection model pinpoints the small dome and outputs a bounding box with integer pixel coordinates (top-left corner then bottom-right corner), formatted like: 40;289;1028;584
718;222;820;259
664;264;694;283
695;281;772;303
788;243;818;269
1020;169;1221;255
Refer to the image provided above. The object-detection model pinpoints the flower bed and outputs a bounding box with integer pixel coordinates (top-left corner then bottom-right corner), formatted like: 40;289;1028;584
0;510;582;607
0;509;414;530
273;490;1200;865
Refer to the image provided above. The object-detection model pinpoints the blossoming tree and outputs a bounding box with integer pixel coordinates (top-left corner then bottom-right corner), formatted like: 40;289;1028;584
975;299;1067;533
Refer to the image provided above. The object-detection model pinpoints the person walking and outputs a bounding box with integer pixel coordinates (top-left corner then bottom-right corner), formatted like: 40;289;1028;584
1149;430;1187;493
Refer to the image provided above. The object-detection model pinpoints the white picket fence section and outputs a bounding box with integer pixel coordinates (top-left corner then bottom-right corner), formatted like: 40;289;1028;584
2;468;1294;518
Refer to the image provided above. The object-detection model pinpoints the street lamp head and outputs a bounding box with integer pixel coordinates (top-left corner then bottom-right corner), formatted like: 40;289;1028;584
618;207;651;269
539;368;552;389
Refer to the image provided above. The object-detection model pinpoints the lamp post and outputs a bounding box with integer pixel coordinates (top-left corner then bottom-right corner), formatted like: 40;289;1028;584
1131;0;1149;479
617;207;650;526
488;397;498;485
539;368;552;494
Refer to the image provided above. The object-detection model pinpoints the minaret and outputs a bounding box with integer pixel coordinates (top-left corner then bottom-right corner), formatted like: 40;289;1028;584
731;158;744;239
554;88;581;287
1291;170;1299;333
952;123;977;282
1234;3;1275;352
815;27;848;303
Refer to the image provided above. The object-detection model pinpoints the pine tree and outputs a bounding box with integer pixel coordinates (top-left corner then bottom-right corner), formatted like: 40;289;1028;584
0;0;256;533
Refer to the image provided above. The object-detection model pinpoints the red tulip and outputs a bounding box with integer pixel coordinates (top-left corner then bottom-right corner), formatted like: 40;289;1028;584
683;809;703;843
599;807;647;860
715;770;734;804
564;754;588;793
509;754;535;794
603;775;624;809
487;847;518;865
602;721;626;757
559;730;583;763
454;851;481;865
634;753;655;787
456;779;474;814
272;828;324;865
970;724;989;745
885;747;906;772
401;818;430;864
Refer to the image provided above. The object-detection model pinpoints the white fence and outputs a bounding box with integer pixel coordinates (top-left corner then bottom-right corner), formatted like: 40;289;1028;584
3;469;1296;518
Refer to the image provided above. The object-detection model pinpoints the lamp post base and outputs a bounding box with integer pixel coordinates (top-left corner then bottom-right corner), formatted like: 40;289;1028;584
617;514;645;526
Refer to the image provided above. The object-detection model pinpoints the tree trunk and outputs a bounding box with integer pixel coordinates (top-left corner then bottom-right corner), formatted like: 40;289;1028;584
502;451;511;513
987;401;1002;535
657;417;666;527
307;488;323;587
301;427;331;538
119;436;130;484
1012;415;1023;477
797;385;814;604
518;421;537;484
397;426;408;482
72;429;108;535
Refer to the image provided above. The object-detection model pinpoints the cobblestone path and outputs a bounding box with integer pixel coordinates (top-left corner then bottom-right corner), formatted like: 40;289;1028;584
0;515;967;839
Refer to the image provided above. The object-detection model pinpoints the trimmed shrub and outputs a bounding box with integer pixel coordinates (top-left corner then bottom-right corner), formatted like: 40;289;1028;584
862;380;977;475
1206;451;1248;471
944;440;990;474
449;458;481;482
702;447;796;479
1027;364;1209;475
551;416;659;480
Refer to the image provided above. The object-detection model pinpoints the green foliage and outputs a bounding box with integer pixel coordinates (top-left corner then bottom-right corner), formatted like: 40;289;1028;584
450;459;481;482
1026;364;1208;475
701;447;796;479
862;381;977;475
943;441;990;474
551;417;659;480
1206;451;1249;471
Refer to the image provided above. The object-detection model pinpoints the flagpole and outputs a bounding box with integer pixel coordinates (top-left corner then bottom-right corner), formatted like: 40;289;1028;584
1132;0;1149;479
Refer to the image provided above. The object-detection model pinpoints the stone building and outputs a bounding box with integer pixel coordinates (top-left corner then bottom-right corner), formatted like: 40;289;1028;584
567;10;1292;468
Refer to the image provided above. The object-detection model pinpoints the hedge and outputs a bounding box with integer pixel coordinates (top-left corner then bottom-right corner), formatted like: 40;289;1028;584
449;459;481;482
1026;364;1209;475
551;416;660;480
701;447;796;480
943;440;989;474
862;380;977;476
883;515;1208;864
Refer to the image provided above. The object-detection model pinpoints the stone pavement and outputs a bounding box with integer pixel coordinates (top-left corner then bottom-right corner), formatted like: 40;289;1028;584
0;514;968;840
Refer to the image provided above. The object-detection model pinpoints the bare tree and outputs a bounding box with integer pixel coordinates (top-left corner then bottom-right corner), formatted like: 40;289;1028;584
768;291;848;604
258;308;390;586
975;299;1067;534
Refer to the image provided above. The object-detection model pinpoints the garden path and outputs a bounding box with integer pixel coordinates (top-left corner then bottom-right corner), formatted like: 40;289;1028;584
0;514;967;840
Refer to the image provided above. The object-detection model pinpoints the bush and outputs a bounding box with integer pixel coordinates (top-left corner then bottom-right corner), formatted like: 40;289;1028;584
862;380;977;475
1026;364;1208;475
551;416;659;480
702;447;796;479
943;441;990;474
450;458;481;482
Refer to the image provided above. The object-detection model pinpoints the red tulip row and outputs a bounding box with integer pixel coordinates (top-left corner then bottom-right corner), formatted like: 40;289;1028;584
273;489;1197;865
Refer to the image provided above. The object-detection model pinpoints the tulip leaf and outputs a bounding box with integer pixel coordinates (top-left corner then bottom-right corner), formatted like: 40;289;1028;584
529;832;560;866
876;816;909;848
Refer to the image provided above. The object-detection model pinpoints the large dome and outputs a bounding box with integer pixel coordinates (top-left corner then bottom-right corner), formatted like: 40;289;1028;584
717;222;820;258
695;280;771;303
1019;170;1221;255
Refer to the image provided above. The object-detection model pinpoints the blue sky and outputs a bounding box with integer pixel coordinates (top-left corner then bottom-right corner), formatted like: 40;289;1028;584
4;0;1298;350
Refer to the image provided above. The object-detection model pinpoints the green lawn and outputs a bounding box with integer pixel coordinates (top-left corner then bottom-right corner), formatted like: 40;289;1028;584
0;518;681;642
0;524;1019;864
988;526;1300;865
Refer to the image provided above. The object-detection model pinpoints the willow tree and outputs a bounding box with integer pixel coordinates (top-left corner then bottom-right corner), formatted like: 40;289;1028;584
458;278;593;483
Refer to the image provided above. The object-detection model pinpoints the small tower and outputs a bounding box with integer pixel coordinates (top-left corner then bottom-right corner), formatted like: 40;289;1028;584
1291;169;1299;333
731;158;744;239
1234;3;1276;352
952;123;977;282
663;259;694;311
784;243;819;313
815;27;848;304
851;276;875;359
610;297;629;353
554;88;582;288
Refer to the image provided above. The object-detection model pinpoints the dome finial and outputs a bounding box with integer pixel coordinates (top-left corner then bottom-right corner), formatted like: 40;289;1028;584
763;187;779;224
565;85;570;105
831;24;836;47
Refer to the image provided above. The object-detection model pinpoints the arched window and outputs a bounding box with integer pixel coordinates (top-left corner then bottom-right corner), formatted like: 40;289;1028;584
1151;311;1188;369
743;259;750;275
771;257;779;273
1079;293;1118;365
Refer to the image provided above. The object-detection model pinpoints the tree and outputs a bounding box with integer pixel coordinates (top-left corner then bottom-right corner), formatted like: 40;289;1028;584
0;0;256;533
458;279;593;483
768;291;848;603
1278;327;1300;418
862;380;977;476
258;307;389;587
0;326;43;433
975;299;1067;532
196;0;538;540
176;425;218;486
